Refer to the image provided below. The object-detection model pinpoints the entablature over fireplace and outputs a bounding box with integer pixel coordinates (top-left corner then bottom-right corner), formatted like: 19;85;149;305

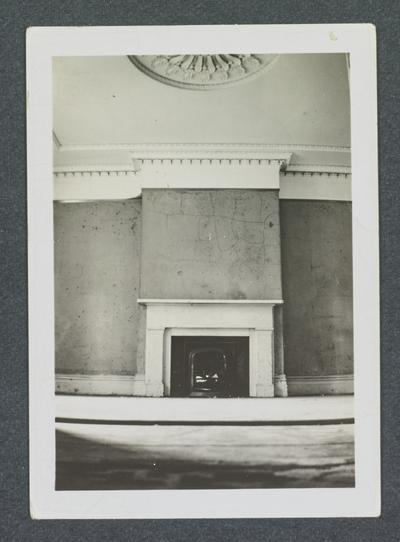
53;143;352;201
130;144;291;192
54;143;291;195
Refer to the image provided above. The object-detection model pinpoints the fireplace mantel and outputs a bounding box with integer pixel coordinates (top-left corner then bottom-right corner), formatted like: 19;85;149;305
138;298;285;398
138;299;283;305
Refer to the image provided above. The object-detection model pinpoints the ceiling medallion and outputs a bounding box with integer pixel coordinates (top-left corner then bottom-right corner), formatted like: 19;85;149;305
128;54;278;90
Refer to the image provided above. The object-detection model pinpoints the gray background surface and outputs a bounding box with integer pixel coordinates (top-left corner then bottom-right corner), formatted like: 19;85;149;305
1;0;398;540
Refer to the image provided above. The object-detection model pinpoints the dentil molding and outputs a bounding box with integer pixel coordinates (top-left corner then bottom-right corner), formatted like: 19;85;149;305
53;143;352;201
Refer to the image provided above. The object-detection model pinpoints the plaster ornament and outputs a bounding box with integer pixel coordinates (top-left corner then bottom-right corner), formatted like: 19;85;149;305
128;54;278;90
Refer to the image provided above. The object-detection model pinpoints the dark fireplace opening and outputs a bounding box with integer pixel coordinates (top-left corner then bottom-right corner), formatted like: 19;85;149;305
170;336;249;398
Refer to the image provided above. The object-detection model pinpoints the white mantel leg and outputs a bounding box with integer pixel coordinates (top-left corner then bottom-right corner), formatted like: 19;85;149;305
145;328;165;396
254;329;275;397
273;304;288;397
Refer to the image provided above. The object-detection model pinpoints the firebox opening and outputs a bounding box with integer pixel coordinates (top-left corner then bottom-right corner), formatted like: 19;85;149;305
170;336;249;398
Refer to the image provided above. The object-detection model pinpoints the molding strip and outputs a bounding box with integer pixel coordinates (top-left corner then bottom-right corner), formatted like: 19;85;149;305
287;374;354;396
56;373;145;396
55;373;353;397
57;141;350;156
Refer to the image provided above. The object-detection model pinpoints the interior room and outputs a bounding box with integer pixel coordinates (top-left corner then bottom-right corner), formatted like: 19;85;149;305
53;52;354;490
53;53;353;400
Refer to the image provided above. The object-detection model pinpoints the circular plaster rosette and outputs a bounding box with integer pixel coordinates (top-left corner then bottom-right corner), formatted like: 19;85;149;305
128;54;278;90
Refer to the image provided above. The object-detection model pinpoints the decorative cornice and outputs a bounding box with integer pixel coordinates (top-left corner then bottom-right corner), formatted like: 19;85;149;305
60;142;350;153
54;144;298;174
284;169;351;178
53;166;138;179
55;143;351;171
53;159;290;180
53;143;352;201
53;163;352;180
129;54;278;90
57;142;350;155
137;157;290;169
127;145;291;170
279;172;351;201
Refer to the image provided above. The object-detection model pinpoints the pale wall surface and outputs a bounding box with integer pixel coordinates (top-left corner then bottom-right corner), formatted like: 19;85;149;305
54;197;353;384
280;200;353;377
54;200;143;375
140;189;282;300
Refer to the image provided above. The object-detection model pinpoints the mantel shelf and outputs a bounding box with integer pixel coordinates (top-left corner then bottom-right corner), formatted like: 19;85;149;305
138;299;284;305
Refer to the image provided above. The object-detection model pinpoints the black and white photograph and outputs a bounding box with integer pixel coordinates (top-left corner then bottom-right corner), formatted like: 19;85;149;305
27;24;380;519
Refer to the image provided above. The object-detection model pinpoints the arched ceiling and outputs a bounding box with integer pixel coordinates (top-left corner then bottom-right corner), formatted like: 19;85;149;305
53;53;350;149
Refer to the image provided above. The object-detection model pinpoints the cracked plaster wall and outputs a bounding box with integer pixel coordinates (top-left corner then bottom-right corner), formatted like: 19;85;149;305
140;189;282;300
54;200;144;376
53;195;353;384
280;200;353;377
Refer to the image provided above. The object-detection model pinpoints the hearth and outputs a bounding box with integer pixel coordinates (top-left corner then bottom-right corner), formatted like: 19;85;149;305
170;336;249;397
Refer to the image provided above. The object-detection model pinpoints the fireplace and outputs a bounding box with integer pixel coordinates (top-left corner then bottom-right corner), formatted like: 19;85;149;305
138;299;287;398
170;336;249;397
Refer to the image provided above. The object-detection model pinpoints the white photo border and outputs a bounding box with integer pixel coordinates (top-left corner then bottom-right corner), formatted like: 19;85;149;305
27;23;380;519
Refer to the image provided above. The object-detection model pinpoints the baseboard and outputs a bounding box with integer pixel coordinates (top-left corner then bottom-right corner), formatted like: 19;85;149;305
56;373;354;397
56;373;145;396
287;374;354;396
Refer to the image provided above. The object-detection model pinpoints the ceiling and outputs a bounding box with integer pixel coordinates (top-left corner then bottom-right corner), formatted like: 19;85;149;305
53;53;350;149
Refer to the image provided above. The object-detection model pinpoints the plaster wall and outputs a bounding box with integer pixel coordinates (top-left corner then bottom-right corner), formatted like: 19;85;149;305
54;200;144;376
54;196;354;393
140;189;282;300
280;200;353;377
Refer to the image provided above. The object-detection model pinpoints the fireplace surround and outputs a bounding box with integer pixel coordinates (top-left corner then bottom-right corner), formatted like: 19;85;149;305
138;299;286;397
